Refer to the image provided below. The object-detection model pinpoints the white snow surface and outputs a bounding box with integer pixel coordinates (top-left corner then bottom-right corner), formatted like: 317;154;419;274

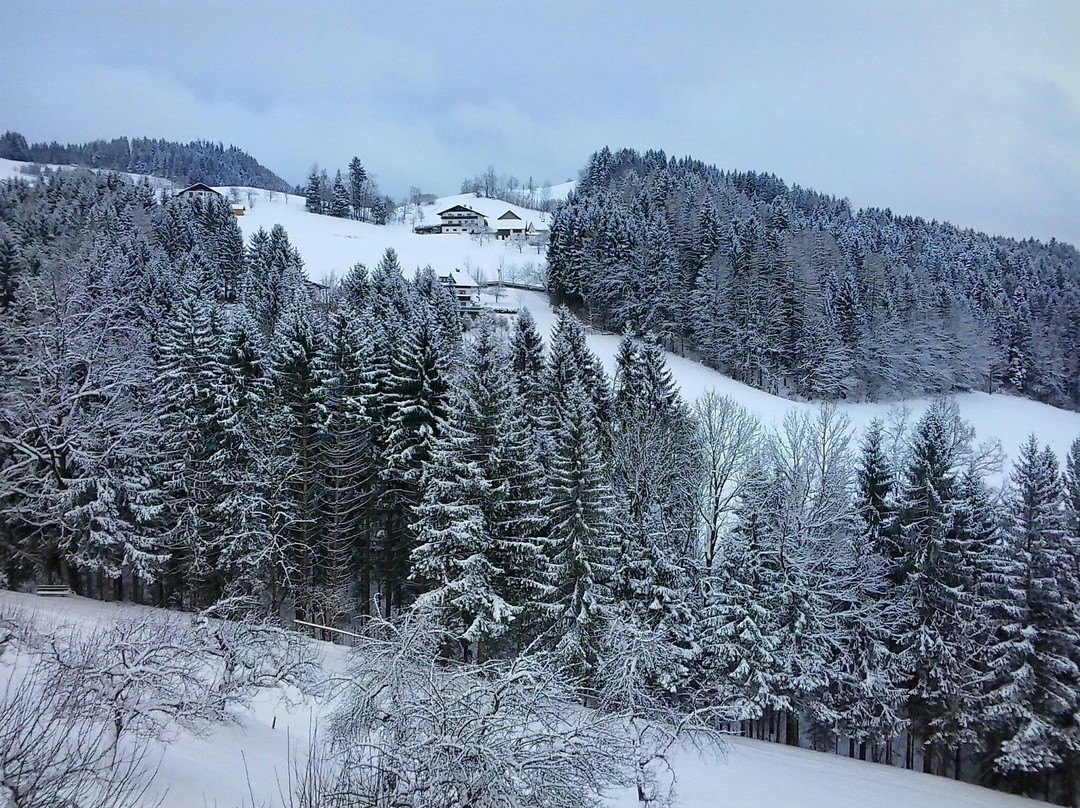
225;186;549;285
0;156;174;189
0;590;1043;808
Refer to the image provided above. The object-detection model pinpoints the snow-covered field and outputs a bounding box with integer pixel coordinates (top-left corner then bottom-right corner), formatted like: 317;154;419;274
226;187;550;285
0;590;1042;808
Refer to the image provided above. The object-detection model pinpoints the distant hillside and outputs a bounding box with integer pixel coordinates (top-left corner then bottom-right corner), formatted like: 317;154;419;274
0;131;291;192
550;146;1080;410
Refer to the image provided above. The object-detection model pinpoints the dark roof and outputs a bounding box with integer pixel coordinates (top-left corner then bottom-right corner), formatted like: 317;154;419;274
437;204;484;216
178;183;223;196
497;210;523;220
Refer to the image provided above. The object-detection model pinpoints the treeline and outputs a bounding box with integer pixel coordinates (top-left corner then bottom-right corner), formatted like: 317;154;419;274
548;147;1080;409
3;168;1080;804
460;164;562;212
0;130;292;192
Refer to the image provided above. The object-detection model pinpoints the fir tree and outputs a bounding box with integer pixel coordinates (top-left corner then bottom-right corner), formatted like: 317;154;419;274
330;170;350;219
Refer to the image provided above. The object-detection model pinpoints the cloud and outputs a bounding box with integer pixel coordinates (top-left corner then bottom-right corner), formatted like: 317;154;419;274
1;0;1077;244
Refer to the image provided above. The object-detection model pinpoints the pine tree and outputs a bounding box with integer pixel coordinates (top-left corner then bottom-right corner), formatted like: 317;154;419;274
330;170;350;219
268;287;333;623
304;166;323;214
982;437;1080;781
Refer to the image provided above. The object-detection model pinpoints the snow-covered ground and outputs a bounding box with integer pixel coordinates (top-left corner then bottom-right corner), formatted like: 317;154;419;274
224;187;549;285
0;590;1043;808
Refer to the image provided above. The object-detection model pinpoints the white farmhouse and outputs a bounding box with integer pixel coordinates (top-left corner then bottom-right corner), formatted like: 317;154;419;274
437;204;489;234
177;182;223;201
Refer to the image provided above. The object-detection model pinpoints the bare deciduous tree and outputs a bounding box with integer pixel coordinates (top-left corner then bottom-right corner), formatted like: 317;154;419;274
693;392;762;569
0;647;160;808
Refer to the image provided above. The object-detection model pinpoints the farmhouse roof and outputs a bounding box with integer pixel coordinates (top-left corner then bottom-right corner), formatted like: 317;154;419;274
437;204;485;217
177;183;223;196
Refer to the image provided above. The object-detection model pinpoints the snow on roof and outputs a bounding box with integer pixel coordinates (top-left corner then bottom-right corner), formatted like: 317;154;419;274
437;204;485;217
439;270;478;288
178;182;223;195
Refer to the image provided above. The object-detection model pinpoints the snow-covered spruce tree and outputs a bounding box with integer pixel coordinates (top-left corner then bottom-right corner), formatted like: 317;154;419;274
411;315;548;660
546;307;612;442
607;335;701;694
981;436;1080;796
696;448;784;732
894;399;987;775
242;224;307;335
378;306;451;617
304;166;323;214
413;264;463;354
1066;435;1080;550
0;222;23;308
510;306;554;468
330;170;350;219
319;304;377;625
209;306;277;609
839;418;906;762
267;286;334;623
152;288;226;609
347;157;367;220
541;372;618;694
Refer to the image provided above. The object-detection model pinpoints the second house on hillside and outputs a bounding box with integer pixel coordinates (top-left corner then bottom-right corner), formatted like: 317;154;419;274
493;210;530;240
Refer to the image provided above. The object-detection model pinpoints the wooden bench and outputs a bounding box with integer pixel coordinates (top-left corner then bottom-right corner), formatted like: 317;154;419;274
36;584;72;597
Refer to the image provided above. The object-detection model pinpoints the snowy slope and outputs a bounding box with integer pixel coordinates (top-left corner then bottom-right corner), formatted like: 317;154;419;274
224;188;548;284
0;156;174;189
0;590;1044;808
502;289;1080;476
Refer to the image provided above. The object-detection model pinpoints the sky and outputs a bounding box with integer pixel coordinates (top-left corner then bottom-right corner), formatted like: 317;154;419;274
2;1;1078;245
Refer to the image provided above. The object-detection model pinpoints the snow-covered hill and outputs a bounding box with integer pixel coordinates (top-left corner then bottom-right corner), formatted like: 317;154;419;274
0;590;1044;808
503;289;1080;479
0;156;175;189
3;156;1076;468
226;187;548;284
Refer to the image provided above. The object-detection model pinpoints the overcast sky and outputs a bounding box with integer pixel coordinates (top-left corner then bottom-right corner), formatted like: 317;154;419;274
3;1;1078;244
